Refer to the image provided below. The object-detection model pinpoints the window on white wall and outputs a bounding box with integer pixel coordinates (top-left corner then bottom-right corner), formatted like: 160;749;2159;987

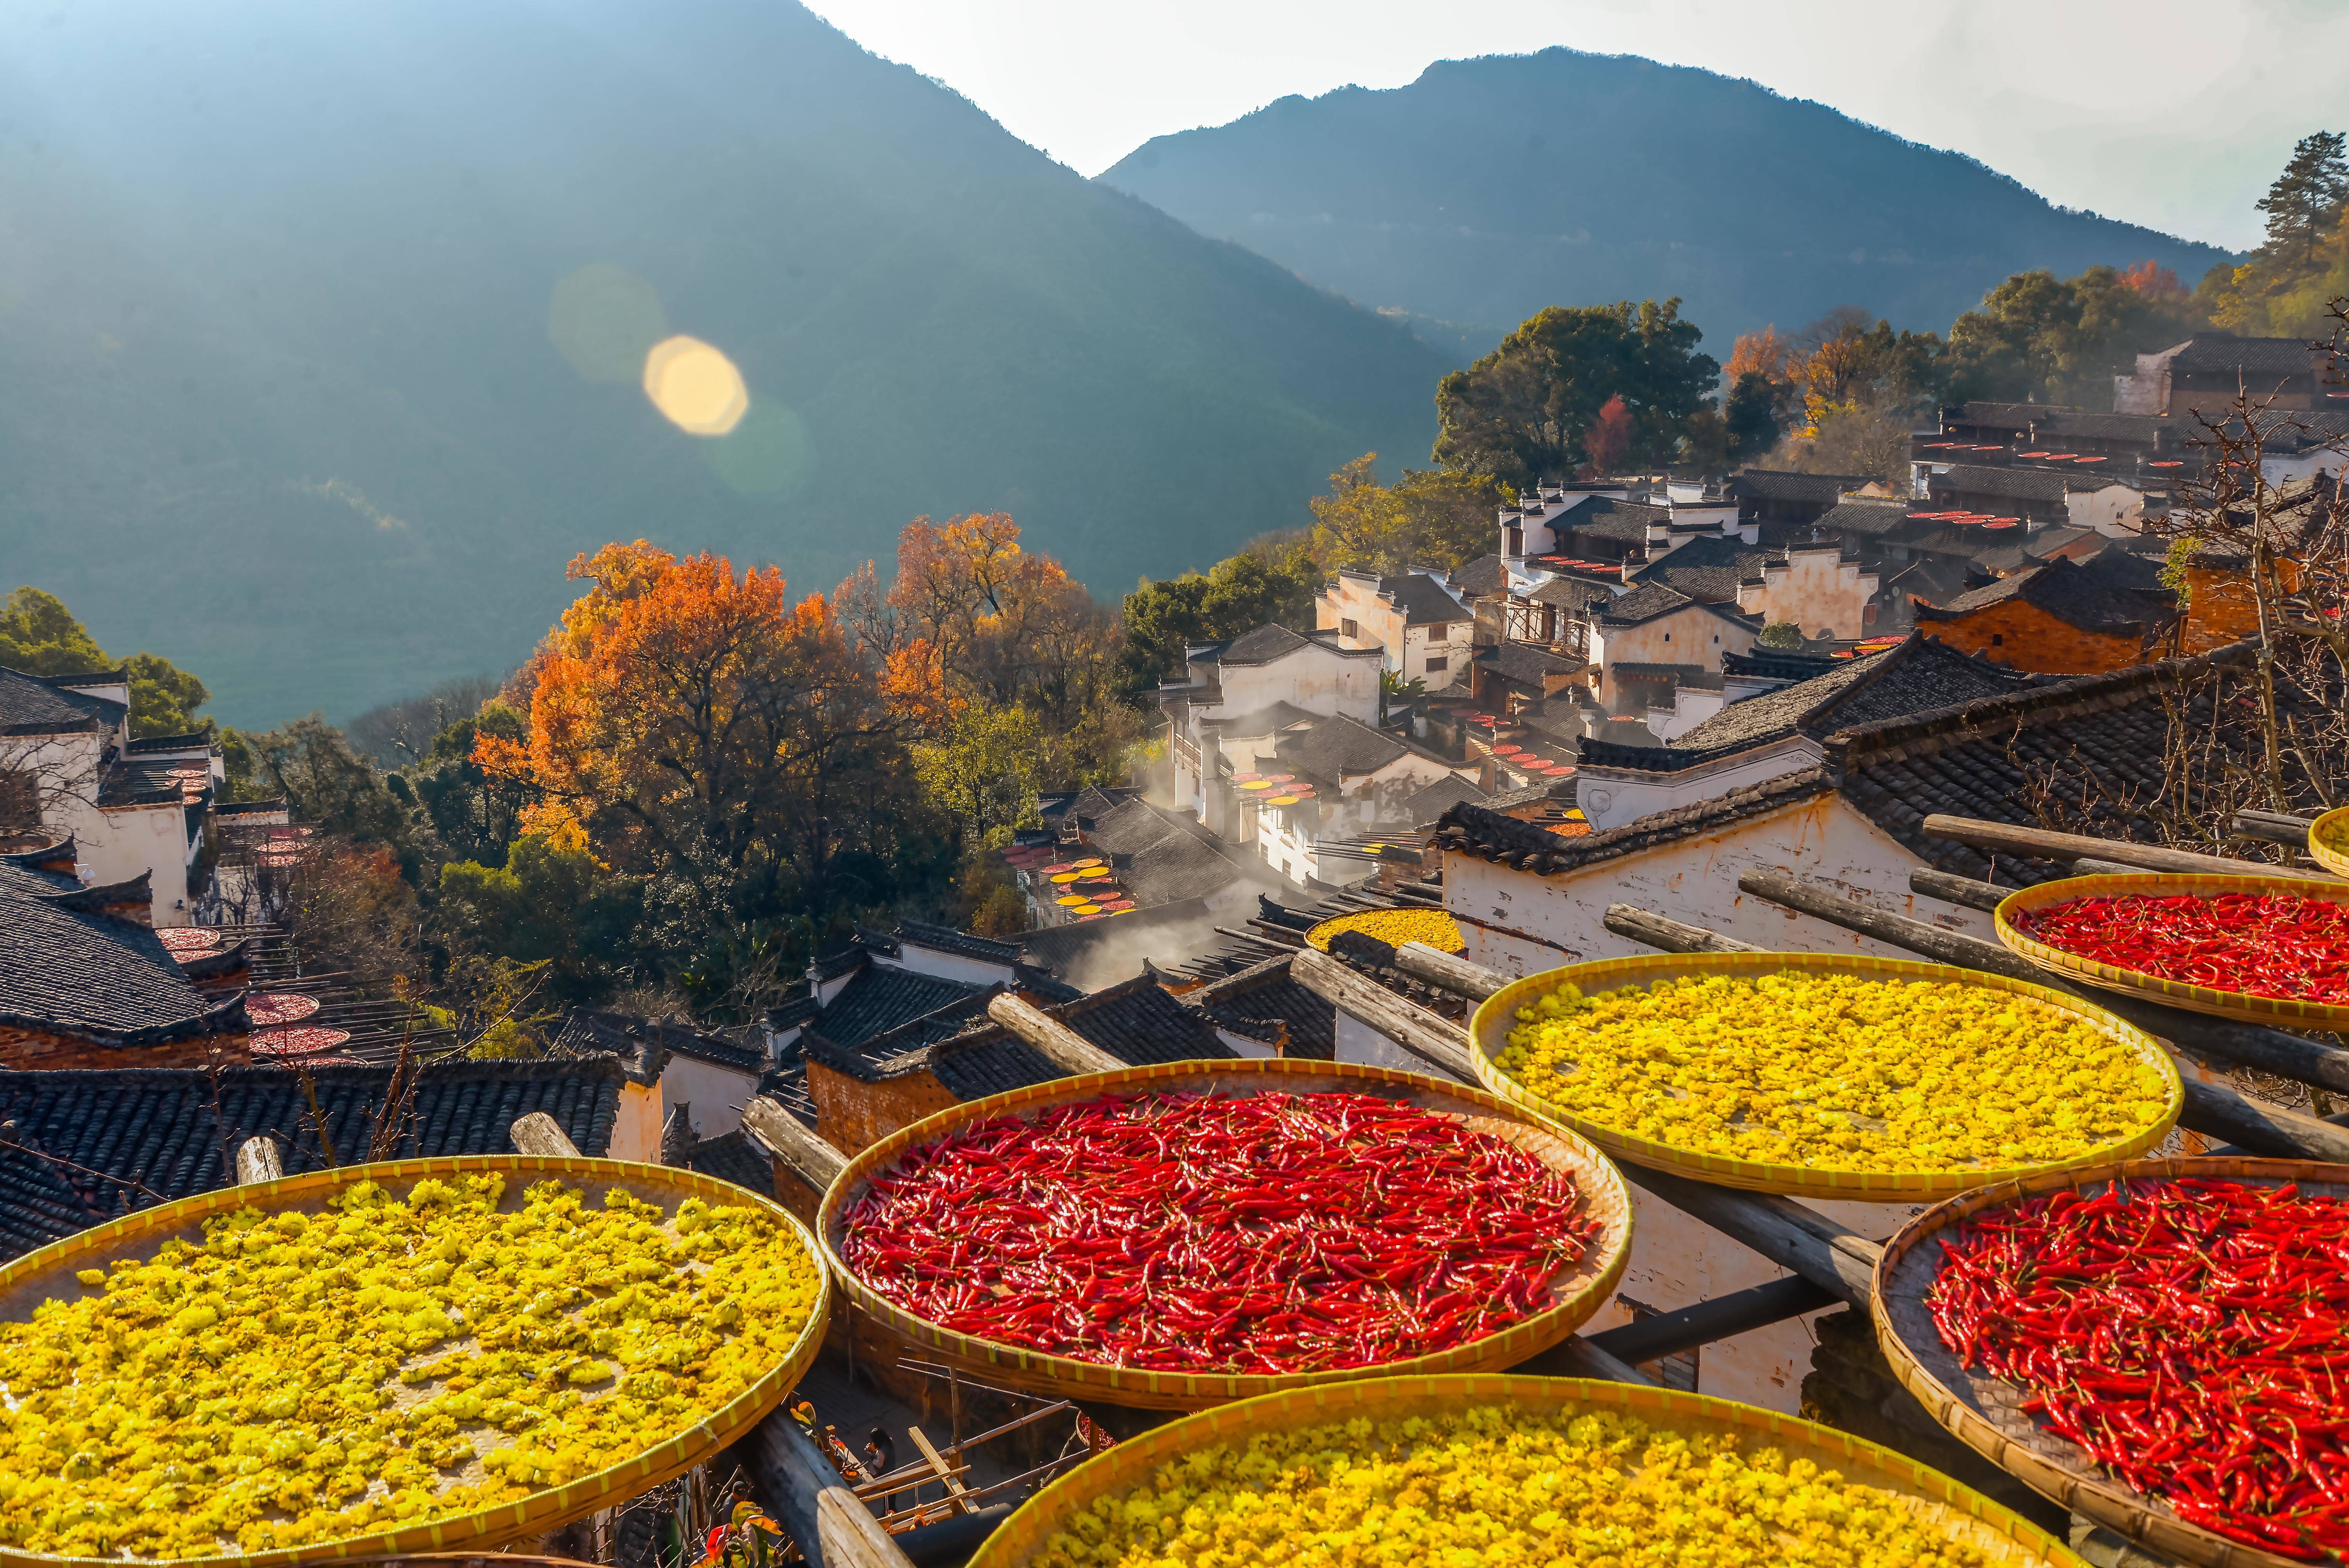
1341;618;1359;639
1425;657;1447;673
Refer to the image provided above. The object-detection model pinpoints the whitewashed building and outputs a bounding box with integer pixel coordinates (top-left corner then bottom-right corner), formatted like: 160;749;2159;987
1316;568;1473;690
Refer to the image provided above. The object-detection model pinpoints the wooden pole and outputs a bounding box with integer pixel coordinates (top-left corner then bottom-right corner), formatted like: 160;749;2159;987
1586;1275;1838;1367
1623;1165;1881;1307
985;994;1127;1076
1919;813;2337;882
1389;940;1508;1000
1602;904;1765;956
508;1112;581;1159
743;1096;849;1191
1907;867;2007;914
234;1135;283;1185
749;1409;918;1568
1511;1334;1657;1385
1289;948;1480;1083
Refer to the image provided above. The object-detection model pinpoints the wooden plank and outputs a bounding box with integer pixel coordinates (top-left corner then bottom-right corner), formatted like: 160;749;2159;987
1289;948;1479;1083
2233;809;2317;847
906;1425;978;1515
986;994;1126;1077
743;1096;848;1190
1585;1275;1838;1365
818;1488;921;1568
234;1135;283;1185
1919;812;2337;882
1390;940;1508;1000
1603;903;1766;956
507;1112;579;1159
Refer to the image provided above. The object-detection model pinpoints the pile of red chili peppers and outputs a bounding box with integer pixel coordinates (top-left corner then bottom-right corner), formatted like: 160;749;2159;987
1930;1178;2349;1559
840;1089;1596;1375
2012;891;2349;1005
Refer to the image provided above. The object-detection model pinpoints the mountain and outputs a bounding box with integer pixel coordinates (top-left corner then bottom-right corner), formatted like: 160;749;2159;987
0;0;1446;726
1100;49;2237;358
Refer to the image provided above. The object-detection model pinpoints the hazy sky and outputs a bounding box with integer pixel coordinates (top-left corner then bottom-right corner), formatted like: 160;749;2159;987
807;0;2347;252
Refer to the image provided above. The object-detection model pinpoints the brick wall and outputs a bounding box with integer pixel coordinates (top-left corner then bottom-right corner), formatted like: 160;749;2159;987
0;1025;250;1069
1921;602;2144;674
2181;559;2297;655
805;1058;961;1155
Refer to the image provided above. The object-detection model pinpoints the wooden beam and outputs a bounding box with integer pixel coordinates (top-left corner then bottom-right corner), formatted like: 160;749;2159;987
1920;813;2336;882
1604;903;1765;956
743;1097;848;1192
1585;1275;1838;1366
1510;1334;1657;1385
1738;870;2032;977
2180;1078;2349;1162
234;1135;283;1185
906;1426;978;1515
1390;940;1508;1000
2233;809;2316;848
1623;1165;1880;1307
749;1409;918;1568
1289;948;1479;1083
1906;867;2008;914
986;994;1126;1076
508;1112;580;1159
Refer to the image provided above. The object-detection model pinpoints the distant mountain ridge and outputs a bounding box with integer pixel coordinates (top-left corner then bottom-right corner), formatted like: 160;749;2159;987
1101;49;2237;355
0;0;1445;725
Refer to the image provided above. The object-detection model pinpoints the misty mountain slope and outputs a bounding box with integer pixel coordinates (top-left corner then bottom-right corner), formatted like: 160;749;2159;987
0;0;1445;724
1101;48;2235;352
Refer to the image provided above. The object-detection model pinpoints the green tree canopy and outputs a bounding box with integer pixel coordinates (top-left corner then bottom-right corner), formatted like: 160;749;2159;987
0;585;213;737
1307;454;1511;577
2257;131;2348;266
1944;265;2206;406
2206;131;2349;339
1434;299;1718;488
1116;542;1322;702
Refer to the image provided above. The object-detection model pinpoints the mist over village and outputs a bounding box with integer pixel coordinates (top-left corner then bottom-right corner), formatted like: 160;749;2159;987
2;5;2347;1566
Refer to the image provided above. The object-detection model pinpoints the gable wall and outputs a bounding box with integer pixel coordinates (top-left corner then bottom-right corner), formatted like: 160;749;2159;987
1919;601;2144;674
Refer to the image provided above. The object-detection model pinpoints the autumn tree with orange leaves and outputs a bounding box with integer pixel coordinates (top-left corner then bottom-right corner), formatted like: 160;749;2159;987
482;542;930;950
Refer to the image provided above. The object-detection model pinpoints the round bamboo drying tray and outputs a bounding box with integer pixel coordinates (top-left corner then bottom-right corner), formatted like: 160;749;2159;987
818;1059;1632;1411
1467;951;2182;1202
1995;873;2349;1031
0;1155;830;1568
1303;908;1465;953
1873;1156;2349;1568
964;1373;2085;1568
2305;805;2349;880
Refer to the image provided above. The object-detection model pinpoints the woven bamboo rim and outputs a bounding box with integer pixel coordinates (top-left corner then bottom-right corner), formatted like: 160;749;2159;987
817;1059;1633;1411
1873;1156;2349;1568
2308;806;2349;880
963;1373;2084;1568
0;1155;831;1568
1303;909;1466;953
1467;951;2182;1201
1995;873;2349;1030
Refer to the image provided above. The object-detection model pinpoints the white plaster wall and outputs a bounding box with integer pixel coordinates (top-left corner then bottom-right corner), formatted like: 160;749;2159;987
81;804;192;924
1576;740;1825;832
1214;1026;1280;1060
2066;484;2144;533
1442;795;1998;962
1645;686;1727;742
1593;605;1753;677
658;1057;765;1139
879;946;1014;987
1208;648;1380;727
1738;551;1877;641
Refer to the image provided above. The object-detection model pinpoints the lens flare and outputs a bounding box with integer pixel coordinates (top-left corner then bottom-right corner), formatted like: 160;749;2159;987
642;335;749;436
706;401;816;497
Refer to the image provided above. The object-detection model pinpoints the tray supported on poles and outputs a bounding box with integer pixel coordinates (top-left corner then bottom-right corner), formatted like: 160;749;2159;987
1467;950;2181;1203
0;1155;830;1568
1995;872;2349;1032
817;1058;1633;1411
1873;1156;2349;1568
2309;806;2349;879
965;1373;2085;1568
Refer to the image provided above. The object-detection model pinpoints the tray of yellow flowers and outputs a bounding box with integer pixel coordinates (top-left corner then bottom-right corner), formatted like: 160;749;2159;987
962;1373;2085;1568
1469;951;2181;1202
0;1155;829;1568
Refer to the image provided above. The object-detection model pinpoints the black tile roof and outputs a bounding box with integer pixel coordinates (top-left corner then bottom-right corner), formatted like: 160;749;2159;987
124;732;214;754
1449;554;1509;598
1405;774;1486;823
1949;401;2069;431
0;866;243;1046
1365;571;1468;626
552;1008;768;1074
683;1129;773;1196
1018;897;1215;972
1721;648;1842;681
1932;465;2068;504
894;921;1023;965
1210;624;1372;668
2169;335;2322;376
2041;412;2175;444
1732;470;1869;503
1595;582;1696;625
1191;955;1337;1057
1209;698;1317;736
1434;769;1834;876
1916;557;2164;635
1626;536;1781;603
1812;498;1918;538
1475;640;1585;690
1276;712;1408;782
1526;575;1616;611
0;666;118;735
816;965;992;1048
2078;543;2172;596
0;1058;625;1262
1554;494;1672;542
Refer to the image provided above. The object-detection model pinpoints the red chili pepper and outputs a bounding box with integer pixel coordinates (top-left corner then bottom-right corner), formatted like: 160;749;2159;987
2013;891;2349;1006
1932;1177;2349;1559
840;1089;1597;1375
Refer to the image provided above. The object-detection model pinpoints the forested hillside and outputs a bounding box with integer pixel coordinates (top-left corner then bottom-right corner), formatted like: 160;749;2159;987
1102;49;2234;355
0;0;1444;723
